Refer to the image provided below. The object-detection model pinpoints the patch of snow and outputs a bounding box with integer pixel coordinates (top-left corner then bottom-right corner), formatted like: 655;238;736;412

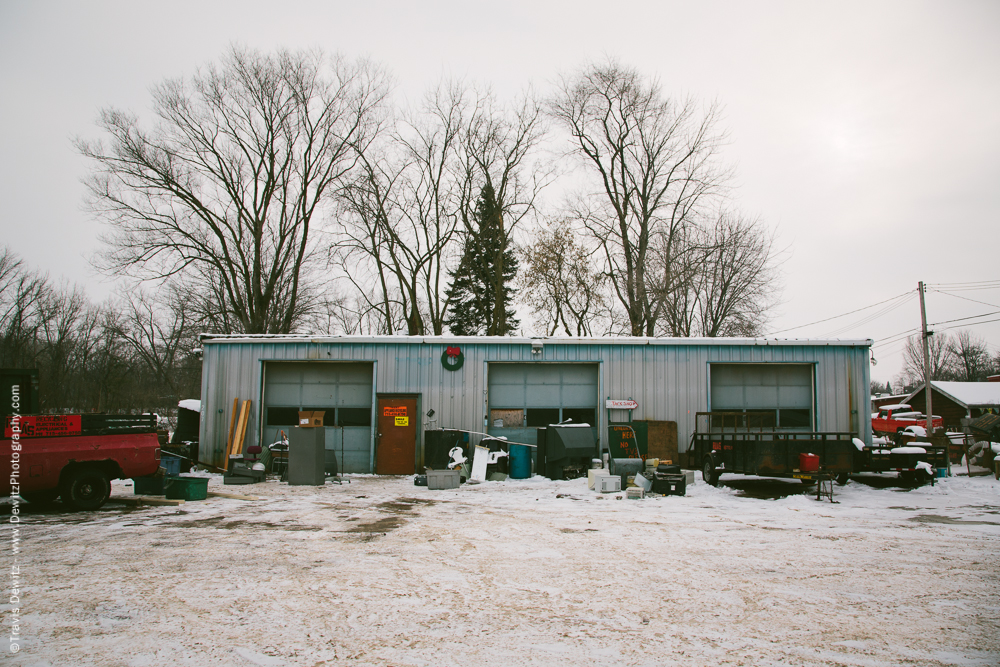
891;445;927;454
852;437;866;452
892;446;927;454
177;399;201;413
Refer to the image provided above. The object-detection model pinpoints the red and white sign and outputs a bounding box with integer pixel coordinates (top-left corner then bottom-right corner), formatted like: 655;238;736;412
5;415;82;439
606;399;638;410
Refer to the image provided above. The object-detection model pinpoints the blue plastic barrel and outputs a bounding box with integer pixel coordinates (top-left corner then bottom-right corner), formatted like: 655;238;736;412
509;444;531;479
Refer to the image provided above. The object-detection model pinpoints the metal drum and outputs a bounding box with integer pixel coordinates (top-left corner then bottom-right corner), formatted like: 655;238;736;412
509;443;531;479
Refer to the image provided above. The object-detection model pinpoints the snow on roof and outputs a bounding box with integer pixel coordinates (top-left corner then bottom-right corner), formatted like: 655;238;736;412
907;382;1000;408
178;399;202;413
878;404;911;411
199;333;873;347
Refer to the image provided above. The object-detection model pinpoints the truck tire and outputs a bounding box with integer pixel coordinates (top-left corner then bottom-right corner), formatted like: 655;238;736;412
62;467;111;511
702;457;719;487
20;489;60;506
836;473;850;485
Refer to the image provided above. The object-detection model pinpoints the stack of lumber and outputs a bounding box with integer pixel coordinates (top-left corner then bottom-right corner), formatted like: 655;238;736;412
225;398;251;469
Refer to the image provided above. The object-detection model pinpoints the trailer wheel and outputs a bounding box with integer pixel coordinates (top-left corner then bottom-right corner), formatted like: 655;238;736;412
20;489;60;505
702;457;719;487
62;467;111;511
836;473;850;485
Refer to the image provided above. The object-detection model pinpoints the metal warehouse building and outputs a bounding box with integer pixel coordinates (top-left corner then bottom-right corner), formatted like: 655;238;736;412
198;335;873;473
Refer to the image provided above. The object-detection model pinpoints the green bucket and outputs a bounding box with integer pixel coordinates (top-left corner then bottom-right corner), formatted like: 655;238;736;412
164;475;209;501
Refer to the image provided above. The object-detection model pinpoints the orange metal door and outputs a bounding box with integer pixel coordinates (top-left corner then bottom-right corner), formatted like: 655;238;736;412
376;397;417;475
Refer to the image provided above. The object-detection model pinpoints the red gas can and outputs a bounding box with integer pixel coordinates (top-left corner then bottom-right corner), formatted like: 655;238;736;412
799;453;820;472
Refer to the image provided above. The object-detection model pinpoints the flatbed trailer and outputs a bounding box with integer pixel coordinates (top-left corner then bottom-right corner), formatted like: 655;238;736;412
691;412;856;486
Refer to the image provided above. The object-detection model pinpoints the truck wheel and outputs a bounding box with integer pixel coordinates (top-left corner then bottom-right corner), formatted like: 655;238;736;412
62;467;110;511
702;457;719;487
20;489;60;505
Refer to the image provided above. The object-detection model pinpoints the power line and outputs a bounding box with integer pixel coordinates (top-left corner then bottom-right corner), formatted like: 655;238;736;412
935;316;1000;333
929;310;1000;327
766;291;912;336
821;294;915;337
872;327;920;349
927;279;1000;288
930;289;1000;310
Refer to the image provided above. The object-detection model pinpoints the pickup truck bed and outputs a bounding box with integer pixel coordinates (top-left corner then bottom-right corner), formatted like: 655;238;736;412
2;414;161;510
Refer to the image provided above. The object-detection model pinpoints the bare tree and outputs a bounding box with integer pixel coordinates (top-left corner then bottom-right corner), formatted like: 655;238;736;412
550;60;729;336
519;221;609;336
947;330;992;381
0;247;48;367
693;212;778;337
112;285;200;399
457;88;547;335
900;332;952;388
330;80;545;336
78;46;390;334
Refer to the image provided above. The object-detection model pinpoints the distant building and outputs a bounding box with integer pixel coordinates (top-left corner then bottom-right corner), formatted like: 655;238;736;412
872;394;910;412
904;381;1000;430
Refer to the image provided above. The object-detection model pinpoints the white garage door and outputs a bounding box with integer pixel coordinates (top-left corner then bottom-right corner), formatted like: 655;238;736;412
710;364;814;430
263;362;374;473
488;363;599;444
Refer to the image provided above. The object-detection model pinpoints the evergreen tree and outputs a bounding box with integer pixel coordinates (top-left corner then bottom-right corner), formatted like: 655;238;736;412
446;185;519;335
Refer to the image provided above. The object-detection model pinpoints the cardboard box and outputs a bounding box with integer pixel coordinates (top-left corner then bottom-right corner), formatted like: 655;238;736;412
298;411;325;428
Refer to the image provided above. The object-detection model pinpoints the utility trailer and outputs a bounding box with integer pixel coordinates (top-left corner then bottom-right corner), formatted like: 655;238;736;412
691;412;856;486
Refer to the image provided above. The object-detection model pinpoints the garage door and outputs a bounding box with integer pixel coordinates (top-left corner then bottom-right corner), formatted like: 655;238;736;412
710;364;813;430
263;362;373;473
487;363;599;444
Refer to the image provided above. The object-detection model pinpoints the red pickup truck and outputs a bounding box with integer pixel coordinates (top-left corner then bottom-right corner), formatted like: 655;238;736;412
1;414;161;510
871;404;943;436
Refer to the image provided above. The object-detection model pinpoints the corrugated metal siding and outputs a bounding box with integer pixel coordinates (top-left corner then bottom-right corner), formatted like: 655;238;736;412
200;337;872;467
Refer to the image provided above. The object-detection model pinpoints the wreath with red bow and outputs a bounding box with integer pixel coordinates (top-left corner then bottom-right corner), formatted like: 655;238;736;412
441;345;464;371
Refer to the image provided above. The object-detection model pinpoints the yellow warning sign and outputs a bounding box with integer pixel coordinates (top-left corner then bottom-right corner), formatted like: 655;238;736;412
395;416;409;426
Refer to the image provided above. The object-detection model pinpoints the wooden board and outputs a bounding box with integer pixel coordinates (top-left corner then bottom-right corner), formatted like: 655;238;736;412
226;397;239;455
228;400;251;461
637;420;678;464
207;491;260;501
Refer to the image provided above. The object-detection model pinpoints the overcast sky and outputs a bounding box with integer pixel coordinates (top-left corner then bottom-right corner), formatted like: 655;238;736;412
1;0;997;385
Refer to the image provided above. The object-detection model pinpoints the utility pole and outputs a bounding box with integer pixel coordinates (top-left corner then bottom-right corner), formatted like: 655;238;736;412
918;281;936;440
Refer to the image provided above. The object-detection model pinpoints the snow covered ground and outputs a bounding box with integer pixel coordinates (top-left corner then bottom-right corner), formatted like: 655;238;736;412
3;469;999;666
